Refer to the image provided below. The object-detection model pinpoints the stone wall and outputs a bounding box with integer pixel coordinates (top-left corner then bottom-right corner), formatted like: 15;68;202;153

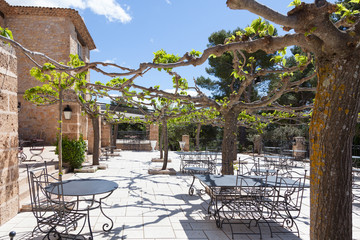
0;42;19;225
6;15;90;144
7;15;69;144
0;11;4;26
148;124;159;150
101;122;111;147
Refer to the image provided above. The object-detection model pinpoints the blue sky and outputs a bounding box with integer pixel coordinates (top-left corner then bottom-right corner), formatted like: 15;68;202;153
7;0;324;98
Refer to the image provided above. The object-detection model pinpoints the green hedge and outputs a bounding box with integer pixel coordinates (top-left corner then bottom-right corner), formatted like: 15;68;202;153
55;135;86;169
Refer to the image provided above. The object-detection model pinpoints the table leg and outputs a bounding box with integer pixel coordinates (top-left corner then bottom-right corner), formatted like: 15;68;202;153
188;176;196;196
99;192;115;232
87;207;93;240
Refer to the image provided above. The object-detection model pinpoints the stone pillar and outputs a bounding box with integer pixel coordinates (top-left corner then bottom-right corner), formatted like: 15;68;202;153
253;135;262;154
62;103;81;140
100;120;111;147
149;124;159;150
0;43;19;225
292;136;306;158
182;135;190;151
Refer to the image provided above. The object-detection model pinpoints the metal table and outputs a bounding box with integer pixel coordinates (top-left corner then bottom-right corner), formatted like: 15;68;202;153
190;174;298;189
188;173;306;211
46;179;118;239
189;173;307;238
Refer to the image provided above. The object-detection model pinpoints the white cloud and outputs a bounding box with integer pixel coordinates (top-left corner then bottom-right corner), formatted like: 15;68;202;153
165;0;171;5
87;0;131;23
6;0;132;23
92;48;100;53
104;59;116;64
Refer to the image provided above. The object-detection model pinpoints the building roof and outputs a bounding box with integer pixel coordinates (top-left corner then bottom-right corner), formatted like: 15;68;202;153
0;0;96;50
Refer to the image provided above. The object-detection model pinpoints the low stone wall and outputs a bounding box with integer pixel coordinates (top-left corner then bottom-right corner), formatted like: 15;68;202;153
0;43;19;225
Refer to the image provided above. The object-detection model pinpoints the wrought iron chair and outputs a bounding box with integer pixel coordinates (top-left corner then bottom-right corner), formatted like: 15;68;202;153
214;175;272;239
26;163;88;239
263;170;308;237
187;154;218;195
352;156;360;201
29;139;44;161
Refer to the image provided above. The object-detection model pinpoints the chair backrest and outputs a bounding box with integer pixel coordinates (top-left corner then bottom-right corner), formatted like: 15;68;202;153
275;170;307;217
26;163;66;219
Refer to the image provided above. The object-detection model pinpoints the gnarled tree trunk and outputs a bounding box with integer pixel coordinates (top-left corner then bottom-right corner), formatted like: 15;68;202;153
159;123;163;159
310;56;360;239
221;110;238;174
161;118;169;170
111;123;118;154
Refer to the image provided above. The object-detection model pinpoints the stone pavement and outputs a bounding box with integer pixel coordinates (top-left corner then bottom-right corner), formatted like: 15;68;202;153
1;150;360;239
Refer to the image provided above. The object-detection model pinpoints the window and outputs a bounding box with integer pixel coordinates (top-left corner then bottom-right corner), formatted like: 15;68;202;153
77;41;83;61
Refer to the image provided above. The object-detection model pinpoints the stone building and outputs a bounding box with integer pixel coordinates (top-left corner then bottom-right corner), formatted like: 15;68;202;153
0;0;96;225
0;0;96;145
0;0;159;225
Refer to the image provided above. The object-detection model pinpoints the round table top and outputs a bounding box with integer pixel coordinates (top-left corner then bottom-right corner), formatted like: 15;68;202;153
46;179;118;196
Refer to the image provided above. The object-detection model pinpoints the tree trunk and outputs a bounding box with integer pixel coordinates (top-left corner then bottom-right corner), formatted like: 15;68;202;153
195;122;201;151
58;89;63;180
111;124;118;153
310;57;360;239
161;119;169;170
91;116;100;165
159;124;163;159
221;110;238;175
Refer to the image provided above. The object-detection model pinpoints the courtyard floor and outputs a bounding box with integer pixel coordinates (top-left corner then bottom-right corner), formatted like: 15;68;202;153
1;149;360;239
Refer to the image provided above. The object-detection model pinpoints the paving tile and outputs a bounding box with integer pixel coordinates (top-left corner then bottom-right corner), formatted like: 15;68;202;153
143;216;172;226
174;229;207;239
144;226;175;238
122;228;145;239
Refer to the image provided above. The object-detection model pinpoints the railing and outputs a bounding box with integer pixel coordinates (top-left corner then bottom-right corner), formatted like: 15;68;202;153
188;138;222;151
117;131;148;140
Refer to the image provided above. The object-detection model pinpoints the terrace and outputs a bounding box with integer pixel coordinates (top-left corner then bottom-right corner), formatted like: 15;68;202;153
1;147;360;239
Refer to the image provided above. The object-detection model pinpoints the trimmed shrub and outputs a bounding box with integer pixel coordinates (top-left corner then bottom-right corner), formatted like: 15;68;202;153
55;135;86;169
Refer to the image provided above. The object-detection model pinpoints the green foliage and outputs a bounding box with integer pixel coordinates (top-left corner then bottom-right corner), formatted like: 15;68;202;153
294;54;308;67
288;0;302;7
25;54;87;105
335;2;360;20
271;47;287;66
189;49;202;57
261;124;307;145
55;135;87;169
196;28;275;100
153;49;181;72
225;18;275;44
238;110;268;133
274;46;316;108
0;26;13;45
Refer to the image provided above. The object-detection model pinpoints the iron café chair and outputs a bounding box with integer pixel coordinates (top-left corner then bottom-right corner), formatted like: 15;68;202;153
26;163;89;239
